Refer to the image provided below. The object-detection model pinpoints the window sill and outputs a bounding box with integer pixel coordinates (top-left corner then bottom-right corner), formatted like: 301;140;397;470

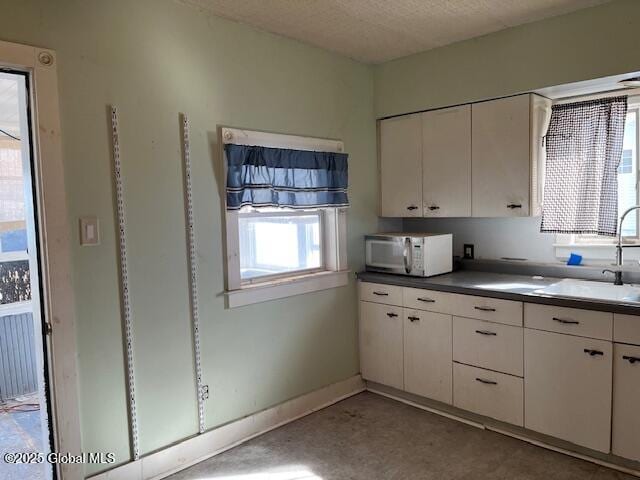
554;243;640;263
225;270;350;308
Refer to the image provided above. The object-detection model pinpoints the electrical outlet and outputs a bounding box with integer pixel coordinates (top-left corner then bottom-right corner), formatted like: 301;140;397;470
463;244;474;259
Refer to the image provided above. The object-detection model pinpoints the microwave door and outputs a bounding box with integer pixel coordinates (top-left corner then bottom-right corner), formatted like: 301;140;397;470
366;237;408;274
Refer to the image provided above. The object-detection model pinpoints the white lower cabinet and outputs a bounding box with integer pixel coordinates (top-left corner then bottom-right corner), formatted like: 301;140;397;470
404;309;452;404
524;329;612;453
359;282;640;465
453;363;524;426
612;343;640;462
359;301;404;390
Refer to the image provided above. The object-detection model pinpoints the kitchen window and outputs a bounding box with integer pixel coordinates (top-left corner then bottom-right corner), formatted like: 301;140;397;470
221;127;349;308
238;208;324;284
555;105;640;261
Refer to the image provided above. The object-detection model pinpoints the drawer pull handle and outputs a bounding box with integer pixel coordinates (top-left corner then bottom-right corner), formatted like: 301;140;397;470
428;205;440;211
475;330;497;336
507;203;522;209
417;297;435;303
407;205;419;211
475;378;498;385
553;317;580;325
386;312;398;318
584;349;604;357
373;291;389;296
408;316;420;322
623;355;640;364
474;306;496;312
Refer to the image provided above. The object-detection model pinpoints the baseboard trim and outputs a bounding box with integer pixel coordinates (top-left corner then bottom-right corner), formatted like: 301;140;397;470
89;375;365;480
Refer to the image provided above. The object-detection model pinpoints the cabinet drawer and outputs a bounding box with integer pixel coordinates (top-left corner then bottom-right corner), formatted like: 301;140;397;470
614;314;640;346
451;295;523;326
403;287;455;314
453;316;523;376
359;282;403;306
612;343;640;462
524;303;612;340
453;363;523;426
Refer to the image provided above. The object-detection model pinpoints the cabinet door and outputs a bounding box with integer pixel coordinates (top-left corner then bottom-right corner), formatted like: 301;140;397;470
612;344;640;462
524;329;612;453
422;105;471;217
404;309;452;404
472;95;531;217
379;114;422;217
359;301;403;389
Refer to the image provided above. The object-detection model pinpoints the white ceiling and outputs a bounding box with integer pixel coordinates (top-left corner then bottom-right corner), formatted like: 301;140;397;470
182;0;611;64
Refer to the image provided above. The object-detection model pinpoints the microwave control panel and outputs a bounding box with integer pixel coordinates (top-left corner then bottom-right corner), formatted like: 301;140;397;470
411;244;424;275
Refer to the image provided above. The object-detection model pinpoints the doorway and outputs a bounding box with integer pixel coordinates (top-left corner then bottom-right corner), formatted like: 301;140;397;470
0;69;53;480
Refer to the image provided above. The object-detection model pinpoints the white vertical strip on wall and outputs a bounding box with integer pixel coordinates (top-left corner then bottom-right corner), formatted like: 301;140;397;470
181;114;205;433
110;106;140;460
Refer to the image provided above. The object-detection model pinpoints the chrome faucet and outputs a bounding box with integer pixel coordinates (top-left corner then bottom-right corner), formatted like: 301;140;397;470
603;205;640;286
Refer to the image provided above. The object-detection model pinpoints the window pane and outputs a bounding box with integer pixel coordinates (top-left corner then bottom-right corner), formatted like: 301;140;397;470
239;212;322;281
619;111;637;237
0;73;30;306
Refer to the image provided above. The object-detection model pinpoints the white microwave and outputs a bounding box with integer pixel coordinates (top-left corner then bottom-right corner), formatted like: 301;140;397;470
365;233;453;277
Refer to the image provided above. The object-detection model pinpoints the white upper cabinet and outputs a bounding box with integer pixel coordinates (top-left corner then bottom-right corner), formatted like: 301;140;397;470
378;93;550;218
422;105;472;217
379;114;423;217
472;94;544;217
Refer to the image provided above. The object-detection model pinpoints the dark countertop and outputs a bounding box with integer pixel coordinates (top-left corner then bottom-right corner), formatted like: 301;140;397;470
357;270;640;316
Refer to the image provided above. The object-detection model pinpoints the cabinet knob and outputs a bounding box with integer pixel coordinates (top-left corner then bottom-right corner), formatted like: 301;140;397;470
474;306;496;312
623;355;640;364
475;330;497;336
584;349;604;357
553;317;580;325
417;297;435;303
507;203;522;209
475;378;498;385
407;205;418;211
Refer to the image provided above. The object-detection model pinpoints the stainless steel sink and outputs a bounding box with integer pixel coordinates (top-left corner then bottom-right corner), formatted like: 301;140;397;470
534;278;640;304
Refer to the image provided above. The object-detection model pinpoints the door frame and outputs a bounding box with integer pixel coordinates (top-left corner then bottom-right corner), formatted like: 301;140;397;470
0;39;82;479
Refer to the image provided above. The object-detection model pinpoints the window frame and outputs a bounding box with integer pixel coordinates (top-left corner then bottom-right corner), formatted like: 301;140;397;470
555;101;640;261
237;208;326;286
220;127;349;308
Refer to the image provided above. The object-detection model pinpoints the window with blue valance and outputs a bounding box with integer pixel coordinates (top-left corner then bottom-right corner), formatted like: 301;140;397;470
225;144;349;210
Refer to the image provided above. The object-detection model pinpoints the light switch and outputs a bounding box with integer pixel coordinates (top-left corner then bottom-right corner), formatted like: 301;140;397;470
80;216;100;246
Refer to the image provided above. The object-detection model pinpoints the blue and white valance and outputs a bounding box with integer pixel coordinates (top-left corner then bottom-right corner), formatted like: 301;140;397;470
225;144;349;210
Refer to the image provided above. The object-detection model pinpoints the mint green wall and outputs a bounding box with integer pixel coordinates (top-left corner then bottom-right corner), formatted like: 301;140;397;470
375;0;640;118
0;1;378;476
